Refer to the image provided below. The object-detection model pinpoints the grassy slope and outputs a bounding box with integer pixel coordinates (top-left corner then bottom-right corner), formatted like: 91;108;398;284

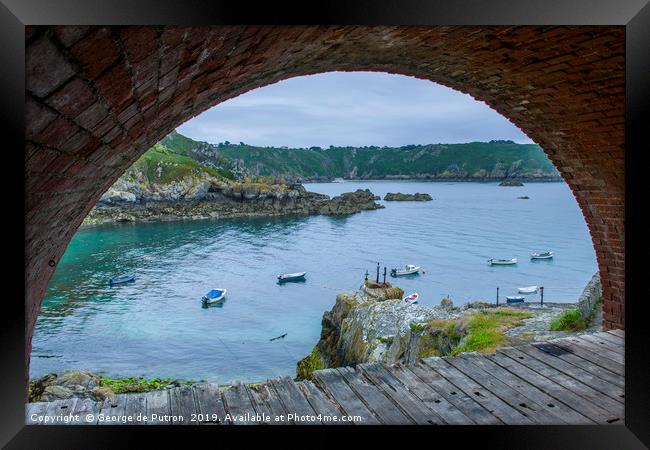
160;131;559;179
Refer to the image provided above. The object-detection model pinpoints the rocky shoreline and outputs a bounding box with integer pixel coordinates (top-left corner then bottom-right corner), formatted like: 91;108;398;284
83;186;384;227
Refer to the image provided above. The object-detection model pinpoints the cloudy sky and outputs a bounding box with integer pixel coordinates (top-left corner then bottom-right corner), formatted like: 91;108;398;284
177;71;533;148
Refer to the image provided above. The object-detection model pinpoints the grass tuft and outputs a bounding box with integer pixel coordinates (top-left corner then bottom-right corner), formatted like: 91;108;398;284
549;308;587;331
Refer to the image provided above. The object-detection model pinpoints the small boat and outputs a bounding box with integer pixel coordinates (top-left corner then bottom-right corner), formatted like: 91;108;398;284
488;258;517;266
109;274;135;285
506;295;526;303
202;289;227;305
531;251;553;260
403;292;419;304
391;264;420;277
518;285;539;294
277;272;306;283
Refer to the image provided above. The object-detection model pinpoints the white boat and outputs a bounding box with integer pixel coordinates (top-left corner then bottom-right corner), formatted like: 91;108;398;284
403;292;419;304
488;258;517;266
518;285;538;294
277;272;306;283
391;264;420;277
506;295;525;303
531;251;553;260
202;289;227;305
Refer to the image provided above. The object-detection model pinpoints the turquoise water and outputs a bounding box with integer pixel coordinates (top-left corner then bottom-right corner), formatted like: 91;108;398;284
31;181;598;383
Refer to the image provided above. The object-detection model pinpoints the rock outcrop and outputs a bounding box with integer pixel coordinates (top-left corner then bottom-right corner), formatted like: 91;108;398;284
498;179;524;186
29;370;104;402
296;285;463;380
383;192;433;201
84;186;384;226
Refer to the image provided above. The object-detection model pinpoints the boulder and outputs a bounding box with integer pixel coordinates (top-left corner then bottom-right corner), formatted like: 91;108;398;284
91;386;115;402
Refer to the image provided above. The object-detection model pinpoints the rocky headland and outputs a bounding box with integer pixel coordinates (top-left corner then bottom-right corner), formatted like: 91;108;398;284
383;192;433;201
84;179;384;226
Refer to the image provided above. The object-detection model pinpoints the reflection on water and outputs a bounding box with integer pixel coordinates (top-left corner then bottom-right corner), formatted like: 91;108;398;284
32;181;597;383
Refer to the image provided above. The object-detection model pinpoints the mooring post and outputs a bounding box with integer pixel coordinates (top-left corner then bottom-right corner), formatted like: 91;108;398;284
540;286;544;306
496;287;499;306
364;270;369;282
383;266;387;284
376;262;380;283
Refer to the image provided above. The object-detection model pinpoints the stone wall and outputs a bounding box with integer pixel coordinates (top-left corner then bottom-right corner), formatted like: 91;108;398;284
577;272;603;322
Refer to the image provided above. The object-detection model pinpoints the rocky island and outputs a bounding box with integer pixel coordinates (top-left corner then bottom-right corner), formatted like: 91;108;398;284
499;179;524;186
384;192;433;201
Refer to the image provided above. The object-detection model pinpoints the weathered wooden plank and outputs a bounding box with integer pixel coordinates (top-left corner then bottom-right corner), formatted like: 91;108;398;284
25;402;49;425
336;366;413;425
499;347;624;416
44;397;79;425
168;386;197;425
556;336;624;364
407;362;501;425
357;363;442;425
70;397;101;425
312;368;380;424
123;393;147;425
458;353;594;424
534;342;624;388
269;376;318;424
247;383;284;425
445;355;564;424
145;389;171;425
386;364;474;425
595;331;625;346
551;340;625;375
193;383;227;425
521;345;624;403
296;381;351;425
578;333;625;356
221;381;258;425
488;352;618;424
98;394;127;425
422;357;533;425
607;329;625;338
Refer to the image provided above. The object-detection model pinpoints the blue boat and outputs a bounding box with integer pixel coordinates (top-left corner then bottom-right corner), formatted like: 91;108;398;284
202;289;227;305
277;272;306;283
506;295;525;303
109;274;135;285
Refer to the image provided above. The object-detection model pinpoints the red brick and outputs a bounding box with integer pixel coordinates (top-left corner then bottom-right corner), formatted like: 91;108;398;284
26;37;75;98
53;26;92;47
69;27;121;79
26;97;57;139
45;77;97;117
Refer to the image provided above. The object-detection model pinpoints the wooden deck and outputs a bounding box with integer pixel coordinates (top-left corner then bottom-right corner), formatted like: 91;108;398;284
26;330;625;425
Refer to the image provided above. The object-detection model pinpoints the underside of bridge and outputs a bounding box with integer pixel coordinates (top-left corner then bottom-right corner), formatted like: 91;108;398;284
25;25;624;381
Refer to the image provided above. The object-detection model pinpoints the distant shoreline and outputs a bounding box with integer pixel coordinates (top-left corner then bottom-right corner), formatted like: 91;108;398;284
301;177;564;183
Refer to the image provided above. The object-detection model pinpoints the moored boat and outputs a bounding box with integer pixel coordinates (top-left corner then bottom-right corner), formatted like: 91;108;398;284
391;264;420;277
109;274;135;285
518;285;539;294
277;272;307;283
202;289;227;305
403;292;419;304
506;295;525;303
488;258;517;266
531;251;553;260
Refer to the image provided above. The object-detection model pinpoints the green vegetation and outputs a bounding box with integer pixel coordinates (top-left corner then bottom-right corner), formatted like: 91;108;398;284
296;347;324;381
376;336;394;345
549;308;588;331
451;308;532;355
409;322;425;333
440;296;454;309
99;376;178;394
158;131;559;181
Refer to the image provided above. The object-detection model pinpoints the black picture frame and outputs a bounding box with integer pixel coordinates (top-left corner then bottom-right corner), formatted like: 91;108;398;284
2;0;649;447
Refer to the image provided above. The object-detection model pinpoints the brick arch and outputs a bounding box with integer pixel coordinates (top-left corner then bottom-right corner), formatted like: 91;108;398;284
26;25;625;377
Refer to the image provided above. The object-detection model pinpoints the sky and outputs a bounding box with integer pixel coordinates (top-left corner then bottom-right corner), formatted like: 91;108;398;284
177;71;534;148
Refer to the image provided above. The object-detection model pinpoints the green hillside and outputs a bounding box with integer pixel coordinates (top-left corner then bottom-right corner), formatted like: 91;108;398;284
157;131;559;181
